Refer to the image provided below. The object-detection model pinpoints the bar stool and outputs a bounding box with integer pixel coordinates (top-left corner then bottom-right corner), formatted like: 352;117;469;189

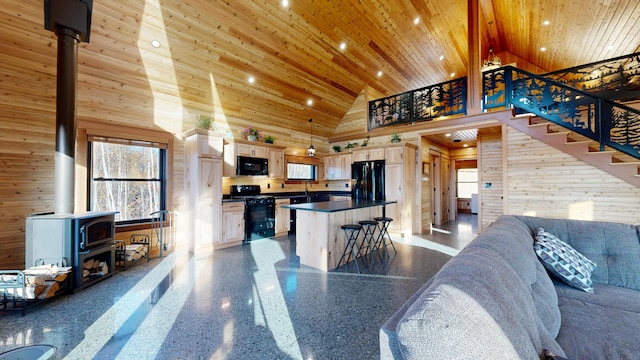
374;217;397;255
359;220;379;265
338;224;363;273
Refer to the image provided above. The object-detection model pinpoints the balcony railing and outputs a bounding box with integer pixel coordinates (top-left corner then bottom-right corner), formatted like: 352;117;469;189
482;66;640;159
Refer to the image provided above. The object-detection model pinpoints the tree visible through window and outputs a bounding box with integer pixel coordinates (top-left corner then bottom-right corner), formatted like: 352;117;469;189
90;138;166;223
457;168;478;198
287;163;316;180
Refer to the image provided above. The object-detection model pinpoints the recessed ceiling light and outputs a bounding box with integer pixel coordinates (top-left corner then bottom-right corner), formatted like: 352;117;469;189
450;72;455;77
151;39;161;48
439;55;444;61
540;47;547;52
445;133;451;137
248;76;255;84
463;144;469;147
282;0;289;7
414;17;420;25
307;99;313;106
339;42;347;51
377;70;383;77
543;20;550;26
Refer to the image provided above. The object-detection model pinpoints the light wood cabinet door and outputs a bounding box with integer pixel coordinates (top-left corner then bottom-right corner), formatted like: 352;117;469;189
269;150;285;178
323;155;341;180
222;202;244;244
197;134;224;158
352;148;385;162
351;150;368;162
341;154;352;179
196;158;223;248
385;146;404;164
275;199;290;235
236;143;268;158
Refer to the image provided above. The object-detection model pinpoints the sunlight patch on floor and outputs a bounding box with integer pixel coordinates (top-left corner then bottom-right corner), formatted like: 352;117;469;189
391;233;461;257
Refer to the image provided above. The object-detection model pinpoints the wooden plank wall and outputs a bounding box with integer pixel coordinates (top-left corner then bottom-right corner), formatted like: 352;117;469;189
478;129;504;229
505;127;640;224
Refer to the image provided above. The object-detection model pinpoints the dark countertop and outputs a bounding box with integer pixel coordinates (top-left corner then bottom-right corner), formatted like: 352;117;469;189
282;199;396;213
222;191;351;203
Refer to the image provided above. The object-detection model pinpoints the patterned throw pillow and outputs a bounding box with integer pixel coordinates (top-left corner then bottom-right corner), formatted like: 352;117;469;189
534;228;597;293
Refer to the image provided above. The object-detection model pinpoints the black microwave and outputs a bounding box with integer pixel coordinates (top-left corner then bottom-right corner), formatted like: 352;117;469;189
237;156;269;176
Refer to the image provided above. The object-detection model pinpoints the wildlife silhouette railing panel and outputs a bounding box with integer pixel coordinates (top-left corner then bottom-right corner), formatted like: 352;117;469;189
368;77;467;130
483;66;640;160
542;52;640;101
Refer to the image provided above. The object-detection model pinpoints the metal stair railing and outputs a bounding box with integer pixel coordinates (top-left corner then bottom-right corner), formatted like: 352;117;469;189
482;65;640;160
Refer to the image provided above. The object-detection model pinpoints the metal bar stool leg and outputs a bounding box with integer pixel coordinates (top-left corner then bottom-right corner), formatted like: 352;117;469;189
375;217;397;255
359;220;378;265
338;225;363;273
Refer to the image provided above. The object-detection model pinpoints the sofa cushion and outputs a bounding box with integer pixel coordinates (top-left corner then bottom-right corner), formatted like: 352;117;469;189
555;282;640;359
394;246;563;359
534;228;597;293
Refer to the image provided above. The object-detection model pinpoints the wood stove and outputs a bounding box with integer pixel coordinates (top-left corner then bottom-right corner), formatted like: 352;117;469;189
26;211;117;292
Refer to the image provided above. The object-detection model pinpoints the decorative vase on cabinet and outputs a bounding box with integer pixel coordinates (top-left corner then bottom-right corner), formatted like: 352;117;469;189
248;135;257;141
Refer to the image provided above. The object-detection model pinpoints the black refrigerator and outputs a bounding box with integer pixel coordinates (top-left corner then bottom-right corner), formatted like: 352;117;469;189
351;160;385;201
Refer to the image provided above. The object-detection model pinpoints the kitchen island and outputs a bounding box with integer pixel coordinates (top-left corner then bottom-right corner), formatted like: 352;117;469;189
282;199;396;271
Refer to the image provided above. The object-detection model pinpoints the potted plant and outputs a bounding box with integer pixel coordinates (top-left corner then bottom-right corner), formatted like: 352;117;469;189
242;127;262;141
332;145;342;153
361;135;370;147
264;135;275;144
391;133;401;143
195;115;214;130
344;142;357;150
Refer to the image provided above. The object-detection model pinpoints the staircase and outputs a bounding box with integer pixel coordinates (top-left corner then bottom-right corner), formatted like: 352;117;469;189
482;55;640;187
505;112;640;187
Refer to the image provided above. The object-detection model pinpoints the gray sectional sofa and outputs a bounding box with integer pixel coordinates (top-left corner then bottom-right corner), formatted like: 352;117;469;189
380;215;640;359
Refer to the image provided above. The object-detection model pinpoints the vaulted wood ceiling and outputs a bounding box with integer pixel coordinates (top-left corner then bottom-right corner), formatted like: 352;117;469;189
4;0;640;139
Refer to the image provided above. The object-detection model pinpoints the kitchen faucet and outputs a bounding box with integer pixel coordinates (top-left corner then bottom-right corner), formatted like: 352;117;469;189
304;179;312;199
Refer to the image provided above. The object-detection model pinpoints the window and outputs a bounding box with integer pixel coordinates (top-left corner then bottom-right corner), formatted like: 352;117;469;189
285;154;320;182
457;168;478;198
89;136;167;223
287;163;316;180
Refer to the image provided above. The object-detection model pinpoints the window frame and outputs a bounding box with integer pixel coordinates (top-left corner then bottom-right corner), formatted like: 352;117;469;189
284;154;320;184
456;168;478;198
76;121;174;226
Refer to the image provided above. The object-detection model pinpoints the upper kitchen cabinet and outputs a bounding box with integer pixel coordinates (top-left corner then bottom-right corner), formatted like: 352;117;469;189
352;148;385;162
223;139;286;177
323;153;351;180
269;149;285;179
183;129;224;158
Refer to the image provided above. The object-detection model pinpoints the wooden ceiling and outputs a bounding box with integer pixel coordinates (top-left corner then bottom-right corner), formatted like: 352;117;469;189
3;0;640;139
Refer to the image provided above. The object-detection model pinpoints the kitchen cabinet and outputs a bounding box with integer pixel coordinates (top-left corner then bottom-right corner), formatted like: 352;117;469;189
385;146;405;164
383;144;416;236
275;199;290;236
237;143;268;158
352;148;385;162
269;149;285;179
223;139;286;177
323;153;351;180
222;202;245;245
184;130;224;253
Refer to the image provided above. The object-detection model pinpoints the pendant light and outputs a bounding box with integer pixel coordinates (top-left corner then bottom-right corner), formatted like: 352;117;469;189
307;118;315;157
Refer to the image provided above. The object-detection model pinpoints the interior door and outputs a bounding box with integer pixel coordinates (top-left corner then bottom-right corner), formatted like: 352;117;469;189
430;153;442;226
441;157;450;223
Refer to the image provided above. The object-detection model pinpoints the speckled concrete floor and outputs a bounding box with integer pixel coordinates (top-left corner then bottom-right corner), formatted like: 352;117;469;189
0;221;476;360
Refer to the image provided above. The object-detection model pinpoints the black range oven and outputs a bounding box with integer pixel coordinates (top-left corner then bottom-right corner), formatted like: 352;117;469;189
230;185;275;243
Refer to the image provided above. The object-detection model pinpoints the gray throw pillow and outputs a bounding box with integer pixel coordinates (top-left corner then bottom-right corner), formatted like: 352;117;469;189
534;228;597;293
